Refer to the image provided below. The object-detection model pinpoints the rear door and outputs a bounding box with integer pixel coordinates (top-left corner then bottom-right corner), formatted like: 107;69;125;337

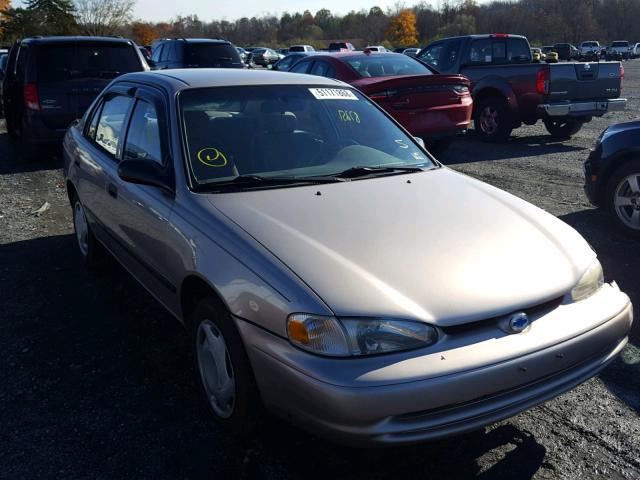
107;88;179;304
35;42;143;131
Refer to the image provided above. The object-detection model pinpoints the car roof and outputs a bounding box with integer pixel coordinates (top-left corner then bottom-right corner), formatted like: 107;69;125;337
307;52;409;59
20;36;135;45
117;68;346;91
158;38;231;44
429;34;527;42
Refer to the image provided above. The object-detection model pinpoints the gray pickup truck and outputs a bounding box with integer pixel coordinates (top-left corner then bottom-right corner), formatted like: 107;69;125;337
418;34;626;142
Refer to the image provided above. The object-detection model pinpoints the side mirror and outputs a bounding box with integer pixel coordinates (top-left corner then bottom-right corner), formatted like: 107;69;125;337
118;159;173;193
414;136;426;148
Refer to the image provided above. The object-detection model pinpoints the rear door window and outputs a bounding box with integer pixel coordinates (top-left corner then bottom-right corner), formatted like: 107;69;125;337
124;100;162;164
468;38;508;64
151;44;163;62
36;43;141;83
290;60;311;73
94;95;133;156
309;61;331;77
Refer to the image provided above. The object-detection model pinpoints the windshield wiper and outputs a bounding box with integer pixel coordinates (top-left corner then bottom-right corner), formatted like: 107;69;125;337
331;165;426;179
198;174;347;191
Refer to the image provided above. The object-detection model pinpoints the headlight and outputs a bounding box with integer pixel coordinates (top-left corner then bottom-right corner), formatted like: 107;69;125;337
570;259;604;302
287;314;438;357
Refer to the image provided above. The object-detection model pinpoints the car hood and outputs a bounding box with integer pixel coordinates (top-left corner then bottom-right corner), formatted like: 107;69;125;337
208;169;595;326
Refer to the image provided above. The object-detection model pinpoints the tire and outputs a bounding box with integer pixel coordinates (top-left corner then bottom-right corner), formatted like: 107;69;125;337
604;159;640;238
191;297;260;435
544;118;584;139
72;194;104;268
473;96;513;143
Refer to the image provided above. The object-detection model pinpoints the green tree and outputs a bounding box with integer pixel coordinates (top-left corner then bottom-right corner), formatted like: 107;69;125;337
25;0;78;35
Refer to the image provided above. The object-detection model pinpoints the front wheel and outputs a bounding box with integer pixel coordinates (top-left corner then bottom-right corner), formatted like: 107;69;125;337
544;118;584;139
605;159;640;238
473;97;513;143
191;297;261;435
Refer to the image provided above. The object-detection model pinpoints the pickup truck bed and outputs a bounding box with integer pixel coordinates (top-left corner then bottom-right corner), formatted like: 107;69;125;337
418;34;626;142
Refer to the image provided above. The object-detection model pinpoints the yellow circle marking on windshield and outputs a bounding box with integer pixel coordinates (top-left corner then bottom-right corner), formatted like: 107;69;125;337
197;147;228;167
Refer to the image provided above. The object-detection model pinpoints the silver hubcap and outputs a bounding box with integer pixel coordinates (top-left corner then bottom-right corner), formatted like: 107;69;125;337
614;173;640;231
196;320;236;418
480;106;498;135
73;201;89;256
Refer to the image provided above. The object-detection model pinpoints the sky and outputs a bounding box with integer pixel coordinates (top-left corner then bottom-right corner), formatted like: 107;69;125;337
130;0;441;23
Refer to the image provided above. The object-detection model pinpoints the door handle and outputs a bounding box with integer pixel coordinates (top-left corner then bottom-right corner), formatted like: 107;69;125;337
107;183;118;199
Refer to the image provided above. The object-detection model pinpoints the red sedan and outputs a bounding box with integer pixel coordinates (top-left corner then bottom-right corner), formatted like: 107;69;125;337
288;52;472;151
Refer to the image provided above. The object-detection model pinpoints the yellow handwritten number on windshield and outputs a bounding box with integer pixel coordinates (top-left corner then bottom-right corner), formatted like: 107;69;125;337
197;147;228;167
338;110;360;124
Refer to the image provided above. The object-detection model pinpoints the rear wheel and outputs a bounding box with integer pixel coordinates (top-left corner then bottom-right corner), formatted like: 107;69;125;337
72;194;104;268
191;297;260;435
544;118;584;139
605;160;640;238
474;96;513;143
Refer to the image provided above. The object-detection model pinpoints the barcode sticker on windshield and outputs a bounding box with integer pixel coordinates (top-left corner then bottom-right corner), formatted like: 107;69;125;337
309;88;358;100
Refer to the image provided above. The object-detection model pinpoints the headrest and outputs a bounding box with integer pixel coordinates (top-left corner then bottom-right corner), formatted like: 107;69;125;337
261;98;305;113
183;110;211;134
263;113;296;134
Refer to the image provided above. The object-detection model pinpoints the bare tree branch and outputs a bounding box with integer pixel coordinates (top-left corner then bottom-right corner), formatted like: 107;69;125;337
75;0;135;36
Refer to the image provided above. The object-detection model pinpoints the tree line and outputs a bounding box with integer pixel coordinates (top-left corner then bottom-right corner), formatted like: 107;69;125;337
2;0;640;48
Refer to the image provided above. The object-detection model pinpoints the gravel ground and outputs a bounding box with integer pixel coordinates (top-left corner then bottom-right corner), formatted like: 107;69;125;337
1;62;639;480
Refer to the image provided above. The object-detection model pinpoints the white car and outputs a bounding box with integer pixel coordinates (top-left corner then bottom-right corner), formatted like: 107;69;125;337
579;41;600;56
607;41;630;60
289;45;315;53
631;43;640;58
365;45;388;52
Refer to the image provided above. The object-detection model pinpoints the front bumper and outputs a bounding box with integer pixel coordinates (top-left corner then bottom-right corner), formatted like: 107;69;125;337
538;98;626;117
239;284;632;446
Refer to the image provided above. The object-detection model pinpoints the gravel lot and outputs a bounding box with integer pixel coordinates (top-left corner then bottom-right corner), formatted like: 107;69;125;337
1;61;639;480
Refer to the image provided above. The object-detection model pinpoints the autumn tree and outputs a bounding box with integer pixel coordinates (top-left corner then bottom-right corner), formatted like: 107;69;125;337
0;0;9;37
387;9;418;47
130;21;156;45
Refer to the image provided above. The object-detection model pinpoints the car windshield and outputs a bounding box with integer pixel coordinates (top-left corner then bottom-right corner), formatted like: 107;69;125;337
612;42;629;47
582;42;598;47
344;55;432;78
36;43;141;82
184;43;239;66
180;85;434;189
